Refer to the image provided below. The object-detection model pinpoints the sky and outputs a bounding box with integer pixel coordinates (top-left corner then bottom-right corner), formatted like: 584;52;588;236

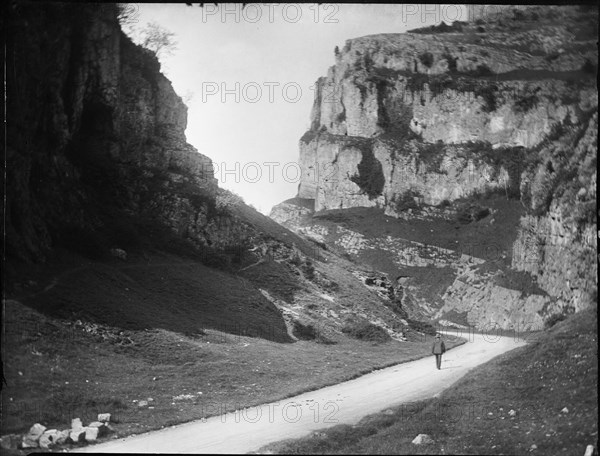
123;3;471;214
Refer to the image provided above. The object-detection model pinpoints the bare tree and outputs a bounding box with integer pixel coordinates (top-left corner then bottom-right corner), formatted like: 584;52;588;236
139;22;178;59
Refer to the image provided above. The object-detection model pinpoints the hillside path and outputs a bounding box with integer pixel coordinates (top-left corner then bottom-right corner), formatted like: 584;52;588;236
81;331;525;454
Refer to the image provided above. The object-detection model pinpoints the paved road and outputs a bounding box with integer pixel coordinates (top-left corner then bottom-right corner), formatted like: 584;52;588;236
81;331;525;454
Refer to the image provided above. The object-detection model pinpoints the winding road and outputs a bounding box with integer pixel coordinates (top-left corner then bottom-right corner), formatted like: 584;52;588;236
81;331;525;454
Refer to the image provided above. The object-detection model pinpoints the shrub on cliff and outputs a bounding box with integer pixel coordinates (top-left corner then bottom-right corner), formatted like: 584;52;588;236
408;21;466;34
406;318;437;335
544;313;567;329
474;83;498;112
392;191;421;212
418;52;434;68
456;203;491;224
342;317;391;343
292;320;317;340
514;93;539;113
137;22;178;60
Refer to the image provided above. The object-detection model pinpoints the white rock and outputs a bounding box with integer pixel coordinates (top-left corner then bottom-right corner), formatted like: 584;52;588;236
138;400;148;407
55;430;70;445
584;445;595;456
98;413;111;422
412;434;435;445
509;409;516;417
69;429;86;443
38;430;59;450
110;248;127;260
88;421;108;437
21;423;46;448
84;426;99;442
561;407;569;413
71;417;83;430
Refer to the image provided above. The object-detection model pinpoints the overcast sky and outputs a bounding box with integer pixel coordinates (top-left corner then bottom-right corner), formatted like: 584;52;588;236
124;3;470;214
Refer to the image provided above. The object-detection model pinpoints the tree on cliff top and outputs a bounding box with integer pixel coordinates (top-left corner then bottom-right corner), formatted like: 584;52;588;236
139;22;178;59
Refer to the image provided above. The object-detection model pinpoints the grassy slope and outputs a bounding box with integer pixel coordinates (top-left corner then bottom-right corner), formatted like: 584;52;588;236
13;250;291;342
312;194;523;260
260;305;598;455
1;250;464;443
304;195;531;319
232;199;320;260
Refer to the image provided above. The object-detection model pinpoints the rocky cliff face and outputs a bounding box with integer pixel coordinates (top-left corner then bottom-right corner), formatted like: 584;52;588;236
296;6;596;213
273;5;598;329
5;3;266;262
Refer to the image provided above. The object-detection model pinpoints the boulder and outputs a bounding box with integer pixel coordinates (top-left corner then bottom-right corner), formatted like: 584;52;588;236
110;248;127;260
84;426;99;442
71;417;84;430
55;429;70;445
21;423;46;448
98;413;112;422
88;421;109;437
69;429;86;443
412;434;435;445
39;430;60;449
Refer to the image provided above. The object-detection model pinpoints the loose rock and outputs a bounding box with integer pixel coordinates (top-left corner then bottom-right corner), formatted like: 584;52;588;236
55;430;70;445
88;421;109;437
98;413;111;422
21;423;46;448
71;417;84;430
69;429;86;443
110;248;127;260
84;426;99;442
38;430;60;450
412;434;435;445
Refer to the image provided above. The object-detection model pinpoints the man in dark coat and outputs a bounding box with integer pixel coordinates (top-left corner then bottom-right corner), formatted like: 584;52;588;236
432;333;446;370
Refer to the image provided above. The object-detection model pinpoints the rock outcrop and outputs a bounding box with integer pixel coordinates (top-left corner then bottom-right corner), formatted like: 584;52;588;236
6;3;221;262
294;6;596;213
272;5;598;329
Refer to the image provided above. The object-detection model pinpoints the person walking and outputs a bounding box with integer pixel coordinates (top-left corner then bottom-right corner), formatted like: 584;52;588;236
432;333;446;370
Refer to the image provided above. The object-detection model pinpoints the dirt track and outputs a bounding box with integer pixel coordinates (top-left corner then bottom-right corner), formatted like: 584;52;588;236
80;331;525;454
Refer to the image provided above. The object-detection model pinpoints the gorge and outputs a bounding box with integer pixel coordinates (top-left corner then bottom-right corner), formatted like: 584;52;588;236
2;3;598;453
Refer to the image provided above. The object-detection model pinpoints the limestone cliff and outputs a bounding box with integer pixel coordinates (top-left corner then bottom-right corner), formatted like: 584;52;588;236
5;3;294;265
296;6;596;212
272;5;598;329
